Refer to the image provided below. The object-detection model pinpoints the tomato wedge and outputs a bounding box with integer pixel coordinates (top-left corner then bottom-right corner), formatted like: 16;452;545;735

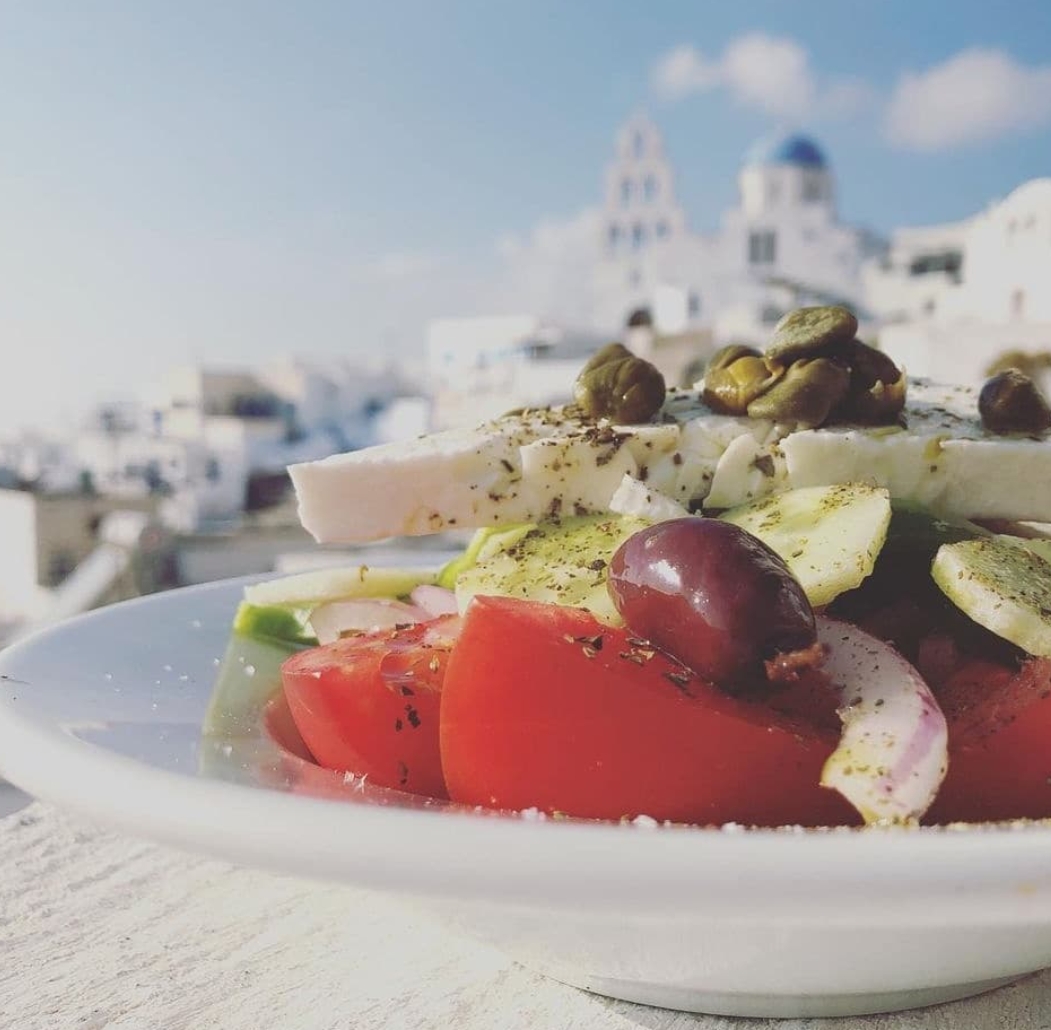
927;656;1051;823
440;595;857;827
281;616;457;799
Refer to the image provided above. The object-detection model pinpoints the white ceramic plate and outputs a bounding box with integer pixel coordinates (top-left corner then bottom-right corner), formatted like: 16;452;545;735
3;579;1051;1018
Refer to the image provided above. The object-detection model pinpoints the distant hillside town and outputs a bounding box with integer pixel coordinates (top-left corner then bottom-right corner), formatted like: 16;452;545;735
0;115;1048;642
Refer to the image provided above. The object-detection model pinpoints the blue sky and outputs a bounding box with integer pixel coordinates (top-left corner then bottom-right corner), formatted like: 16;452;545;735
2;1;1050;434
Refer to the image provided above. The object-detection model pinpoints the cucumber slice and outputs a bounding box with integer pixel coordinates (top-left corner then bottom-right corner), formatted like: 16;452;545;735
932;537;1051;656
436;524;535;588
232;602;317;648
454;514;651;624
202;631;293;738
243;564;436;607
719;484;892;607
999;535;1051;564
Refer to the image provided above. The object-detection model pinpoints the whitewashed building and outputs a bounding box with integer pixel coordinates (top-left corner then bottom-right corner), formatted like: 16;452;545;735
427;316;608;430
0;488;173;631
872;178;1051;389
593;113;885;343
862;222;968;325
71;359;426;532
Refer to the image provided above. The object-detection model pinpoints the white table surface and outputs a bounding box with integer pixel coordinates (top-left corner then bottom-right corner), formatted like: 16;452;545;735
3;799;1051;1030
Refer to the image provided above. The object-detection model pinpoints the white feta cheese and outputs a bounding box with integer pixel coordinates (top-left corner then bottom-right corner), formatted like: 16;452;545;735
289;378;1051;543
608;474;691;521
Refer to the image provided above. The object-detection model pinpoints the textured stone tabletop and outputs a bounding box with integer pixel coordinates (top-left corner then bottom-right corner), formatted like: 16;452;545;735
1;801;1049;1030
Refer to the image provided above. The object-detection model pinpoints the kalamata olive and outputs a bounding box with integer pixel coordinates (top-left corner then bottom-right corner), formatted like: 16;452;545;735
607;519;816;691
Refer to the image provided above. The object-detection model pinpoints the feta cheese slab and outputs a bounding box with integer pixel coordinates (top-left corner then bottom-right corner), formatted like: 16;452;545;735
289;378;1051;543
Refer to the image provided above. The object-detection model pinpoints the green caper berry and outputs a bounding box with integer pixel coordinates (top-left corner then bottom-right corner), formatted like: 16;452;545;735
838;339;907;424
746;357;850;427
706;343;763;375
703;355;781;415
573;342;666;424
979;369;1051;435
766;306;858;365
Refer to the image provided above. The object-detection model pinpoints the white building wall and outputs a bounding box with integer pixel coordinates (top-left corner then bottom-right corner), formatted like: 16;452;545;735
427;316;542;387
950;179;1051;323
880;320;1051;390
0;491;44;621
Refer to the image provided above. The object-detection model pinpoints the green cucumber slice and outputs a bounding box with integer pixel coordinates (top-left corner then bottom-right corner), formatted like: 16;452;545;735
454;514;651;624
243;564;436;607
932;537;1051;656
719;483;892;607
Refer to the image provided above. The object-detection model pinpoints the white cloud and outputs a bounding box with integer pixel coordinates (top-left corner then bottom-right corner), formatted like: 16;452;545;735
650;43;721;101
885;48;1051;151
721;35;815;118
651;34;871;120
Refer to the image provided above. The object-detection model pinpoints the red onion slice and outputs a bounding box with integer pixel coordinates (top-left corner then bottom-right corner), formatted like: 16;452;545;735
817;616;948;825
309;599;429;644
409;584;460;616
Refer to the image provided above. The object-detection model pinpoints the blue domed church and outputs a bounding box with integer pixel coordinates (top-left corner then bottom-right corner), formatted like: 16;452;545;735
595;114;885;340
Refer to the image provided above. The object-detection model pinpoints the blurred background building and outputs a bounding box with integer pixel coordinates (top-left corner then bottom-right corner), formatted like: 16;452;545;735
0;114;1048;640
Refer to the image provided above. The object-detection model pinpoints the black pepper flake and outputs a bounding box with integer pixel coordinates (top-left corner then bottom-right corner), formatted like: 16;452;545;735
587;559;607;572
574;634;604;650
399;684;415;697
752;454;776;477
672;452;683;466
663;669;692;692
620;651;646;665
500;458;514;472
397;761;409;786
405;704;422;728
394;718;404;732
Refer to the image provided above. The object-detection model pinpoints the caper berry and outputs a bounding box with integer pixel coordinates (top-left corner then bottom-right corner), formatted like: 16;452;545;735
837;340;906;424
703;355;781;415
746;357;850;427
979;369;1051;435
766;305;858;365
573;342;666;424
706;343;762;375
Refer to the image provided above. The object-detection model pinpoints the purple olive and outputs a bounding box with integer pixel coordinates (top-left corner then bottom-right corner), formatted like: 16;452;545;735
607;518;815;690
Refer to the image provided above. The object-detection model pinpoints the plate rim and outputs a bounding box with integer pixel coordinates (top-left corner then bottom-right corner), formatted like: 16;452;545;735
4;578;1051;920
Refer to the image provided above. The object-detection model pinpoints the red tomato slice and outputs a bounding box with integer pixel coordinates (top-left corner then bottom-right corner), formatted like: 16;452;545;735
927;656;1051;823
439;595;858;827
281;616;458;799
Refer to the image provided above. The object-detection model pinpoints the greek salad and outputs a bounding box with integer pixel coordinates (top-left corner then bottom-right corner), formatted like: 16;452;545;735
204;308;1051;828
